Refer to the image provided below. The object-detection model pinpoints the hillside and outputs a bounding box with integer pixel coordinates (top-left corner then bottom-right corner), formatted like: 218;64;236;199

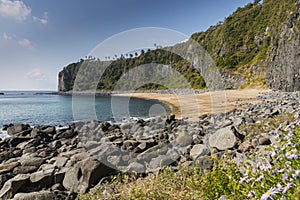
58;0;300;92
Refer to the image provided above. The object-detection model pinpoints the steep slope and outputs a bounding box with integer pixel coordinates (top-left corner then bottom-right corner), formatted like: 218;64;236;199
266;2;300;91
58;0;300;92
191;0;299;88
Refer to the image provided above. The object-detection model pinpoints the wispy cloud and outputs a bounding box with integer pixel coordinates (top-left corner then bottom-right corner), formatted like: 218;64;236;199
3;32;13;40
0;0;31;21
25;68;48;81
2;32;35;50
33;12;48;25
18;38;34;50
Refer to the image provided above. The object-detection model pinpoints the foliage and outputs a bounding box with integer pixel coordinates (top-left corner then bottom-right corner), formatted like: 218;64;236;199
191;0;296;70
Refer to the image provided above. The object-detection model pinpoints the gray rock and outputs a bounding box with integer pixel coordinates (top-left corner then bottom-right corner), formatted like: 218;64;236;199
232;117;245;127
137;151;159;163
0;174;30;199
16;139;40;150
30;168;55;189
56;129;77;140
190;144;210;160
48;140;62;149
52;156;69;168
132;141;156;153
0;162;20;174
20;157;44;168
63;157;115;194
84;141;100;149
7;124;31;136
6;137;31;147
70;152;91;162
175;131;193;147
209;126;243;150
107;155;120;166
13;166;38;175
122;140;138;151
149;155;175;171
266;10;300;92
12;190;63;200
126;162;145;173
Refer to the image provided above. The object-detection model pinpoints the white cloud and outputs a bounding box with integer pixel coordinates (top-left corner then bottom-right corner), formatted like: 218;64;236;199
0;0;31;21
18;38;34;50
25;68;48;81
33;12;48;25
2;33;35;50
3;32;13;40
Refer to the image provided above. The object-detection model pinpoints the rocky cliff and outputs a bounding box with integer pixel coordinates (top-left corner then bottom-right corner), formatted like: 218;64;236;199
58;61;80;92
58;0;300;92
266;1;300;91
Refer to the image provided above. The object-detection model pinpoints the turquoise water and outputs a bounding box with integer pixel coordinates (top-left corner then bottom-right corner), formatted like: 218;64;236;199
0;91;169;126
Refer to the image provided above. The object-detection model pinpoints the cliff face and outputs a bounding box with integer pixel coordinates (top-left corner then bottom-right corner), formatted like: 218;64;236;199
58;62;80;92
58;0;300;92
266;2;300;91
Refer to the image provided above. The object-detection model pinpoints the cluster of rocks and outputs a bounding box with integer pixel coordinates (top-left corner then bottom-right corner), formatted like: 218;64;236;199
0;91;299;199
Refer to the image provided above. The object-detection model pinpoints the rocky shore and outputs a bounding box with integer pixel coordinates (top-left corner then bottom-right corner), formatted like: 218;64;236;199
0;91;299;200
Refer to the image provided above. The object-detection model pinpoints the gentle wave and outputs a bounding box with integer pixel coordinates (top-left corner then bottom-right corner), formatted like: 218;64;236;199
0;91;170;127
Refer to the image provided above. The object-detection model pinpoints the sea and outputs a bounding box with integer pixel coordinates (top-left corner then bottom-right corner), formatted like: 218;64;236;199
0;91;170;139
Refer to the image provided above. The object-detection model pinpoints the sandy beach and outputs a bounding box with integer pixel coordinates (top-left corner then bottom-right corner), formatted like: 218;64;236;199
113;89;270;120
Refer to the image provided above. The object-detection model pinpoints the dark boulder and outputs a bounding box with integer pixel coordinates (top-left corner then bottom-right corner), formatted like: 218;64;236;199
63;157;115;194
7;124;31;136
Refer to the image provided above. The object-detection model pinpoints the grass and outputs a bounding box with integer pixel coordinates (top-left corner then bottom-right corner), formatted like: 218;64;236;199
78;109;300;200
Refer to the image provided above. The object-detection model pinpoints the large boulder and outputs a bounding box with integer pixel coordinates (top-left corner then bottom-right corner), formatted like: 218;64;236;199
7;124;31;136
0;174;30;199
20;157;45;168
0;161;20;174
13;166;38;175
6;137;32;148
63;157;115;194
30;168;55;189
209;126;244;151
175;131;193;147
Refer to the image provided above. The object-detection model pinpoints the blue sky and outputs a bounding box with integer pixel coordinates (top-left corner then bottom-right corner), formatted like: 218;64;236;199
0;0;252;90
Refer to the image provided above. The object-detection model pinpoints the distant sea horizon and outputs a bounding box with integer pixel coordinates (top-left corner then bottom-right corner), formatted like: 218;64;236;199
0;90;170;128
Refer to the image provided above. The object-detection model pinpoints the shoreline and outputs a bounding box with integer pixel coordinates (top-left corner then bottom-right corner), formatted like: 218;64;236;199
113;89;270;120
59;89;270;120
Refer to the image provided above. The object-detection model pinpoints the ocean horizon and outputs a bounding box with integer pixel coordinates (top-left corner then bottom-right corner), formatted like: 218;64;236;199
0;90;170;127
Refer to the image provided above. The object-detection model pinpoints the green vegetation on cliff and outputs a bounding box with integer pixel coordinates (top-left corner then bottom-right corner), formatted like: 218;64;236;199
192;0;296;70
58;0;299;92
